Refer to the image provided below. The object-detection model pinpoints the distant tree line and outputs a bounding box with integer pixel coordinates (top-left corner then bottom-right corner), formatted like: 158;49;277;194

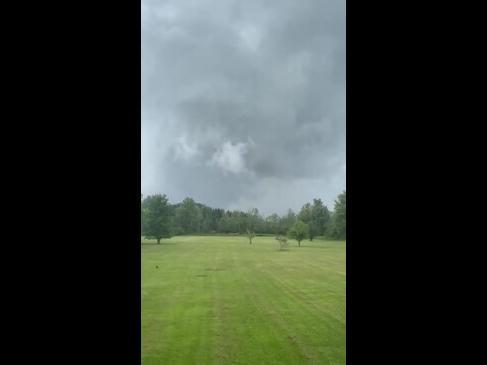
141;191;346;243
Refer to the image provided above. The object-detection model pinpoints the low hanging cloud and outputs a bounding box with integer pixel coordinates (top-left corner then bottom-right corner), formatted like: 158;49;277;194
173;135;200;162
142;0;345;215
208;140;252;175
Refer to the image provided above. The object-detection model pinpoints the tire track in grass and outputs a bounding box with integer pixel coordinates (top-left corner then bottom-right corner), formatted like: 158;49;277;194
235;246;320;364
262;258;346;326
212;241;308;364
143;238;212;365
184;237;225;365
246;251;345;364
212;237;250;364
261;264;345;327
239;271;320;364
247;267;340;365
142;243;184;363
211;239;246;364
260;269;345;364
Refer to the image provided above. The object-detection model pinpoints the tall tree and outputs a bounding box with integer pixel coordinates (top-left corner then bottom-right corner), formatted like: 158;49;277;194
245;208;259;244
298;203;312;223
281;209;297;234
298;203;314;239
141;194;172;244
212;208;225;232
299;199;332;240
311;198;331;238
174;197;202;234
141;195;146;236
266;213;280;235
330;191;346;239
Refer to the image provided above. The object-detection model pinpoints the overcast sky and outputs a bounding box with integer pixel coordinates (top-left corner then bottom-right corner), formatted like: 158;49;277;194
142;0;345;216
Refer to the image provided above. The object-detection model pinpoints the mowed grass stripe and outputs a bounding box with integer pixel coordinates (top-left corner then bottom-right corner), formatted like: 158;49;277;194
248;255;345;364
226;243;311;365
142;235;345;365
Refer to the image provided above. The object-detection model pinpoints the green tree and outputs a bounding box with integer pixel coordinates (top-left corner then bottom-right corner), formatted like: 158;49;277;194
298;203;313;239
275;235;289;250
217;214;230;233
141;194;172;244
288;220;309;247
299;199;332;240
280;209;297;234
246;208;259;244
311;198;331;238
266;213;280;235
212;208;225;233
246;229;256;244
330;191;346;239
298;203;312;222
141;194;146;236
174;197;203;234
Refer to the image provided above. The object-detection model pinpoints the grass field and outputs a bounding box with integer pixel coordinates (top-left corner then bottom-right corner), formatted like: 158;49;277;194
142;235;346;365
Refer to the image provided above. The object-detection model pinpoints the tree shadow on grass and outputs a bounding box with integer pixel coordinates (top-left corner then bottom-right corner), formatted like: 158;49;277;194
141;241;177;246
299;244;339;249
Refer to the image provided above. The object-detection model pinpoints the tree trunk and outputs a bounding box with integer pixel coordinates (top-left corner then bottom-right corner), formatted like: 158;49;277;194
298;240;301;247
157;238;161;244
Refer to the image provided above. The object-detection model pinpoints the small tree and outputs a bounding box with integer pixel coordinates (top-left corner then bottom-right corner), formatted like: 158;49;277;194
245;208;259;244
288;220;309;247
246;228;256;245
275;235;289;250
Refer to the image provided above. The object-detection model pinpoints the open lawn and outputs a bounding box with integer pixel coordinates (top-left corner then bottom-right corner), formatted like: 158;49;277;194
142;235;346;365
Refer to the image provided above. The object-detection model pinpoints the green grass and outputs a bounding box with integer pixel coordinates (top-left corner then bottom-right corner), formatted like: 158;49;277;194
142;235;346;365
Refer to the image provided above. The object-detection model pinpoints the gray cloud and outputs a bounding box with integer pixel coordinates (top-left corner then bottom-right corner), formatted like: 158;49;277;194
142;0;345;215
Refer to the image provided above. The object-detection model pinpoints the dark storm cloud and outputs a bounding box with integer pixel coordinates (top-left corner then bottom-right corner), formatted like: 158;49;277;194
142;0;345;215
